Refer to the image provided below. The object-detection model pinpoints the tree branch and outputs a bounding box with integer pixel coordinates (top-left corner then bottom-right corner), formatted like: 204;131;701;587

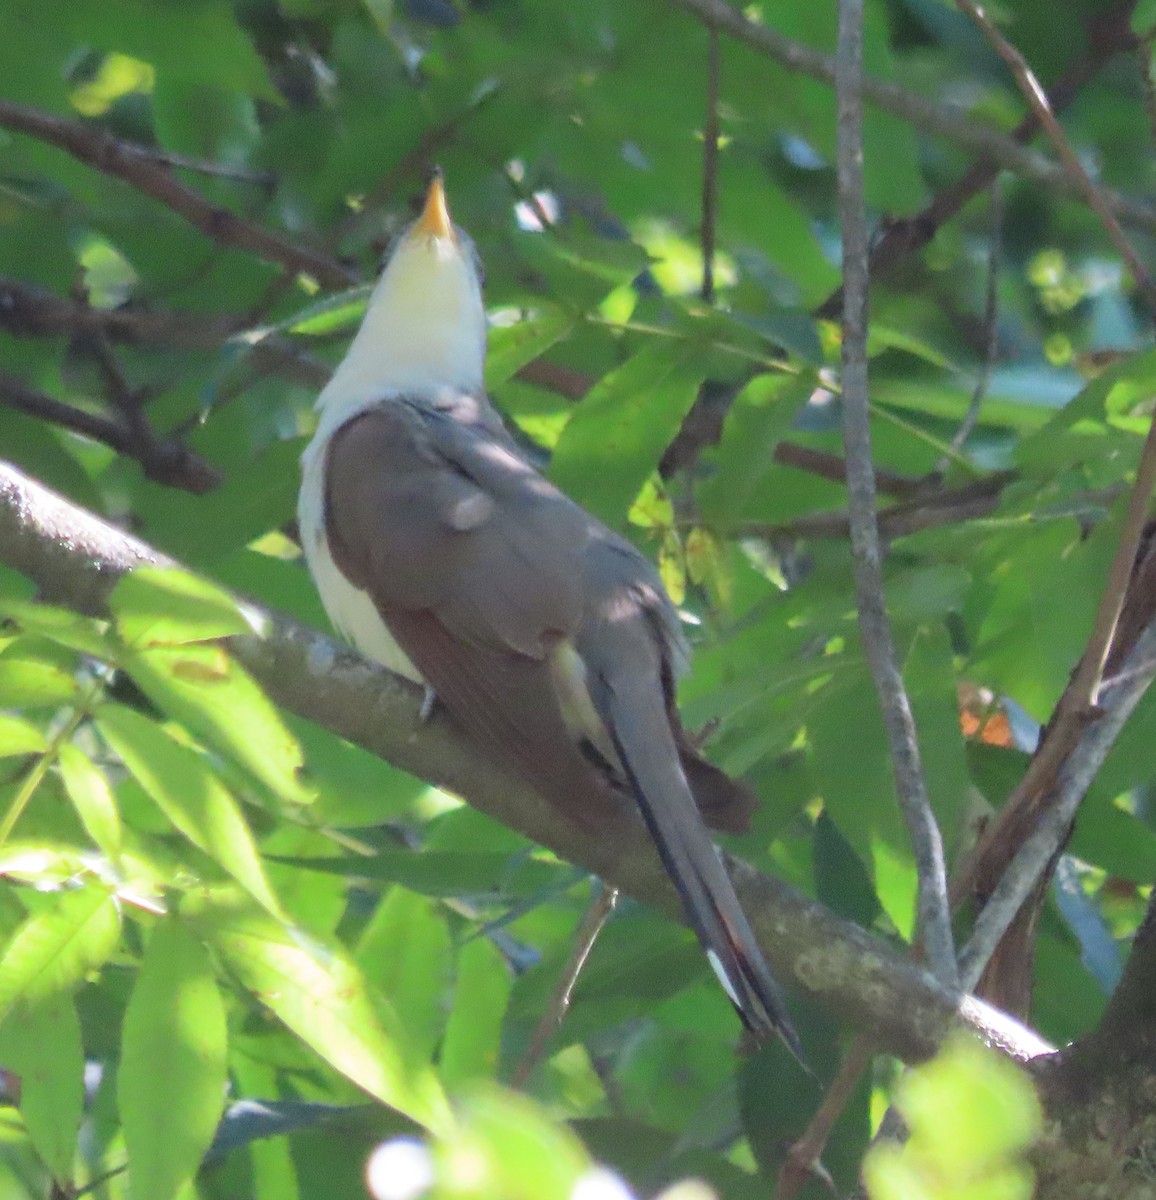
0;275;331;389
0;458;1052;1067
954;0;1156;318
0;101;357;291
0;372;220;494
837;0;957;987
814;0;1138;319
666;0;1155;239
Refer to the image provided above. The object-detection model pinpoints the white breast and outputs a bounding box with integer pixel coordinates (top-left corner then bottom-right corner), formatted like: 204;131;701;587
298;430;424;684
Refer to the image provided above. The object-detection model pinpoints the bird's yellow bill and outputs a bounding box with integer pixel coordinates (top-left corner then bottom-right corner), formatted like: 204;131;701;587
415;174;454;241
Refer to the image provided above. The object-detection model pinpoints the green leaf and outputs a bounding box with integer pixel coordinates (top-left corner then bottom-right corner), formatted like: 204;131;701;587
97;704;282;917
356;887;452;1066
110;565;251;647
0;715;47;757
486;307;576;391
185;886;451;1133
548;341;704;523
697;373;815;524
0;644;78;708
57;744;122;860
0;886;120;1024
435;1087;590;1200
440;937;512;1091
283;285;371;337
0;992;84;1183
120;921;227;1200
120;643;313;806
0;600;115;658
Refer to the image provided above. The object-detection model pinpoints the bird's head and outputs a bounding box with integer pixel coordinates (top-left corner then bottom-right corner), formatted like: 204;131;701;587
320;174;487;414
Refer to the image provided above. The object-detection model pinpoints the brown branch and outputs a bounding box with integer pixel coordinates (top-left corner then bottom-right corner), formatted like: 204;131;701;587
0;458;1054;1067
778;1035;871;1199
836;0;957;987
735;469;1021;541
667;0;1155;238
0;101;356;290
936;178;1003;471
814;0;1138;319
0;373;220;494
0;275;330;390
511;884;618;1086
953;413;1156;916
954;0;1156;318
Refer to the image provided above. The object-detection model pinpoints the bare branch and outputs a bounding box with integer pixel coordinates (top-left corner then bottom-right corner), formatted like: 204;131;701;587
0;100;357;290
836;0;957;987
666;0;1155;238
954;414;1156;912
935;178;1003;473
814;0;1138;319
0;458;1051;1066
955;623;1156;990
955;0;1156;317
511;883;618;1086
0;373;219;494
0;275;331;389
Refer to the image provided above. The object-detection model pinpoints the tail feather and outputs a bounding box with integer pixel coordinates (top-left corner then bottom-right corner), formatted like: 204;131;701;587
600;686;806;1065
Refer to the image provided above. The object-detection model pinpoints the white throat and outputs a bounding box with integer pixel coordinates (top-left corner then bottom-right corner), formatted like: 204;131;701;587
298;225;486;686
313;234;486;438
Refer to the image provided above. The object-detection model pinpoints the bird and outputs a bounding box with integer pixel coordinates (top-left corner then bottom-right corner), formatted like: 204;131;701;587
298;173;803;1060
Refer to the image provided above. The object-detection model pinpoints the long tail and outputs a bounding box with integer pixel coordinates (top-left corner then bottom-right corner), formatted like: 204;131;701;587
598;679;806;1065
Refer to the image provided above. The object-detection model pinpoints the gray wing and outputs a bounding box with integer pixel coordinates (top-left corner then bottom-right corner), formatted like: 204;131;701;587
322;397;800;1055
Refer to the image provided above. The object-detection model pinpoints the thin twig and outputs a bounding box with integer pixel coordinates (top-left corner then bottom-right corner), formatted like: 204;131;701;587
935;178;1003;472
953;411;1156;908
777;1035;872;1200
701;23;721;303
836;0;957;988
955;0;1156;318
737;470;1027;542
0;275;330;389
0;372;219;494
134;149;276;186
0;100;356;290
814;0;1138;319
955;625;1156;989
667;0;1156;238
511;884;618;1087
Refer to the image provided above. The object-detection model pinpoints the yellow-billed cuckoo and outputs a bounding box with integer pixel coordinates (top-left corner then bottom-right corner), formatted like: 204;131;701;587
298;175;802;1059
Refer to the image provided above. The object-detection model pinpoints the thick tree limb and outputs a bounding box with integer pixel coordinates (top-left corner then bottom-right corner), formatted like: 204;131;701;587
0;101;356;291
0;459;1051;1066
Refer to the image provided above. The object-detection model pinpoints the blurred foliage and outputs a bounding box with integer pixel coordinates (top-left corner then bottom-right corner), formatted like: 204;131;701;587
863;1035;1043;1200
1;0;1155;1195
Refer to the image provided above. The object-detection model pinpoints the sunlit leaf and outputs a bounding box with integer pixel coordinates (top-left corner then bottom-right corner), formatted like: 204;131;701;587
0;886;120;1023
57;744;122;861
111;565;251;647
0;992;84;1183
120;920;228;1200
120;643;314;806
97;704;282;917
440;937;513;1091
185;886;451;1133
